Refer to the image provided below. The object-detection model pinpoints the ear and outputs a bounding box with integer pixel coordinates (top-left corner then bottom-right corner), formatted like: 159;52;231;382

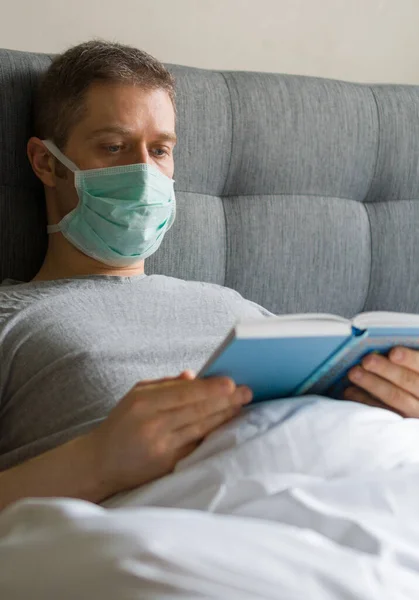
27;137;57;188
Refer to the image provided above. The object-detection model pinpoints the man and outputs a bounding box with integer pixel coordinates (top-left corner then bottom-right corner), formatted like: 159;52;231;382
0;40;418;512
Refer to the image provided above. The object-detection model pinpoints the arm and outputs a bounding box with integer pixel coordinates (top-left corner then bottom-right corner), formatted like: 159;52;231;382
0;433;109;512
0;372;252;513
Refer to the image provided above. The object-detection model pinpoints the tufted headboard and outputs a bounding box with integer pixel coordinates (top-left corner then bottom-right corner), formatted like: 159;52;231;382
1;48;419;317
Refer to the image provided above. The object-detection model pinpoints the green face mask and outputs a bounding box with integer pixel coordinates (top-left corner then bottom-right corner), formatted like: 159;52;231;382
43;140;176;267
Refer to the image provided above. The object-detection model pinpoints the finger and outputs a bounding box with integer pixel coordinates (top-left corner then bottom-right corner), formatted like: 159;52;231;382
135;376;181;389
178;370;196;380
360;352;419;397
168;386;252;430
135;376;237;411
135;371;195;389
343;386;390;410
389;346;419;372
347;366;419;417
173;406;241;448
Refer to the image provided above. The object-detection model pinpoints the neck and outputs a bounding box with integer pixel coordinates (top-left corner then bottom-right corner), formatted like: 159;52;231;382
32;233;145;281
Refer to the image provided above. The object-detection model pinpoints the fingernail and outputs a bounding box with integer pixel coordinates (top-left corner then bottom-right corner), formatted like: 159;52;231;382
364;355;377;369
241;388;253;404
349;367;363;382
392;349;404;362
220;378;234;392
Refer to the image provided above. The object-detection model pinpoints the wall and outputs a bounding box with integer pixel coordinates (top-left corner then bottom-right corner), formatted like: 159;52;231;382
1;0;418;83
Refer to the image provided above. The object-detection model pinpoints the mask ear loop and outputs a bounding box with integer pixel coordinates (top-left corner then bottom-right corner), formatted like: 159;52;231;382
42;140;79;172
42;140;80;234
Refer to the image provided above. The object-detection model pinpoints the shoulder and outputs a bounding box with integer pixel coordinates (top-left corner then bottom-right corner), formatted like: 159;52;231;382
145;275;273;317
145;274;241;298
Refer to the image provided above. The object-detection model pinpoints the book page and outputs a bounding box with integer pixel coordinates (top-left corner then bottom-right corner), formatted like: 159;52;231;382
353;312;419;330
236;313;350;339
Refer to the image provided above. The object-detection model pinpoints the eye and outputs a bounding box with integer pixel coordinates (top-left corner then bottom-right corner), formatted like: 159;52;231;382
103;144;124;154
152;147;169;158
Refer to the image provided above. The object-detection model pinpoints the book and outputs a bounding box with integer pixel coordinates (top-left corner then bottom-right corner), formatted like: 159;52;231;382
198;312;419;403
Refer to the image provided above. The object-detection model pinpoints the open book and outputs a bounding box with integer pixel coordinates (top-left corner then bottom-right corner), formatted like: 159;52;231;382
198;312;419;402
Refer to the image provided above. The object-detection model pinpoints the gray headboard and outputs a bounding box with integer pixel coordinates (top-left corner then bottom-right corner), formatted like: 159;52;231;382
1;48;419;317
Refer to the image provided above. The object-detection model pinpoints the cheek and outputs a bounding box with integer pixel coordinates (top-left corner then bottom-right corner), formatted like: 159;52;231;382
55;176;80;218
157;157;174;179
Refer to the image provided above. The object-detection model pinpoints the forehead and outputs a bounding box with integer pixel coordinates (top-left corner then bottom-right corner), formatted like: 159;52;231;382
80;82;175;134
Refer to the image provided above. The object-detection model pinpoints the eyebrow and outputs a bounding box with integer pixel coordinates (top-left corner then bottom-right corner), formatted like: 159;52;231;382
87;126;177;143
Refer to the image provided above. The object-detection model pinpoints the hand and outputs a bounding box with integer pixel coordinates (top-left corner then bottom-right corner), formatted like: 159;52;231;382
89;371;253;498
344;347;419;417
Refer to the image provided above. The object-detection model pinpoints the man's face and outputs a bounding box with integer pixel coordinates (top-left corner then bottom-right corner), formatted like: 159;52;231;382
47;83;176;219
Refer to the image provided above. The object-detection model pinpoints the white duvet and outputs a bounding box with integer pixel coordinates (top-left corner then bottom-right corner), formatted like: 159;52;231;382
2;396;419;599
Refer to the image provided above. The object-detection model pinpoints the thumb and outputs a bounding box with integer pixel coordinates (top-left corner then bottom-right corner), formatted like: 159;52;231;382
177;370;196;380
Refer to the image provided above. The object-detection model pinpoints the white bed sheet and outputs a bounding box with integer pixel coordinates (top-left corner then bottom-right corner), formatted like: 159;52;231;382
1;396;419;599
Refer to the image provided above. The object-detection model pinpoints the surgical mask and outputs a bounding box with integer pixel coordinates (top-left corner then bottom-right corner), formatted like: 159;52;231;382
42;140;176;267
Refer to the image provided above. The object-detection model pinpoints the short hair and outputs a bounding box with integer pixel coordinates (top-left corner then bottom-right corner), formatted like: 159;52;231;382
34;40;175;149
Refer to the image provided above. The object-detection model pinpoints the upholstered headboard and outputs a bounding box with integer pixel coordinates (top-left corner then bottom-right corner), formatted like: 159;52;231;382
1;48;419;316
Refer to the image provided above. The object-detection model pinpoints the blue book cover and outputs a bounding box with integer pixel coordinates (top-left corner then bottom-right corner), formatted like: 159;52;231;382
198;312;419;403
301;327;419;399
199;315;352;402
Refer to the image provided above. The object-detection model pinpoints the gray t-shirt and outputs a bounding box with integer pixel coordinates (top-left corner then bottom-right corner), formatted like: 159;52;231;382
0;274;273;470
